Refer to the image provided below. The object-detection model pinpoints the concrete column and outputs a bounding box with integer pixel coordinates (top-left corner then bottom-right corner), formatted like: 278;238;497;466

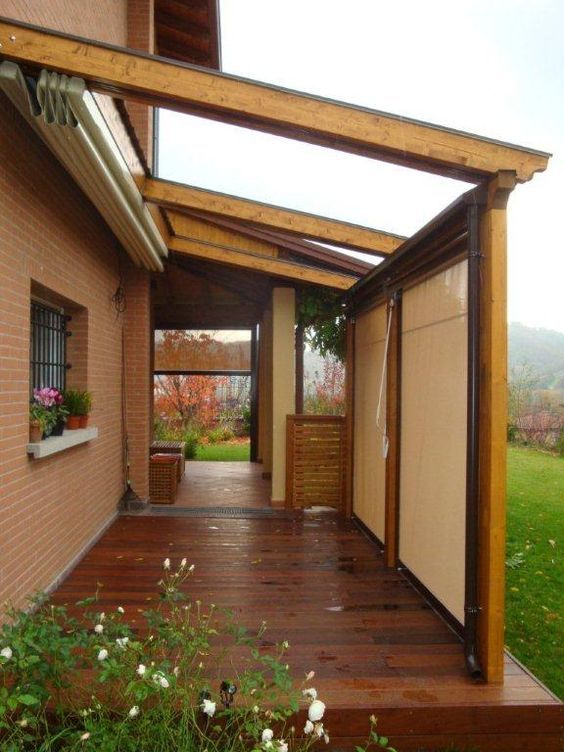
271;287;296;504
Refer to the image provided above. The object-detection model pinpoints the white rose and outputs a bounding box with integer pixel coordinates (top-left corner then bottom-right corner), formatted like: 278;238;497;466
97;649;108;661
0;647;13;661
163;558;171;570
302;687;317;700
116;637;129;649
94;624;104;634
117;606;125;614
262;729;274;743
136;663;146;676
308;700;326;722
128;705;139;718
304;720;314;734
276;742;288;752
201;698;216;717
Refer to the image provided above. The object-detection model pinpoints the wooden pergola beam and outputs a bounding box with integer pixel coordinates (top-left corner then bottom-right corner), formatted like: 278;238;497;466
0;18;550;182
169;236;356;289
146;179;403;255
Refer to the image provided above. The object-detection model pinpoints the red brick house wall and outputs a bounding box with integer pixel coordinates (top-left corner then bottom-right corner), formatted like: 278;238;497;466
0;0;153;609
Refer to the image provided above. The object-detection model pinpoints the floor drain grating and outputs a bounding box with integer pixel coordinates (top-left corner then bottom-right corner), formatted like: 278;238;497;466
148;506;298;519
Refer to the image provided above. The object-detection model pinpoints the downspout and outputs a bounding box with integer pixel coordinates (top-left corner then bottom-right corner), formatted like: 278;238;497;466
464;198;483;679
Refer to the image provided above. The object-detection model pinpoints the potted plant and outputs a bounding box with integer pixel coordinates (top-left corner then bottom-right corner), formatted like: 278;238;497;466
29;403;49;442
32;387;67;437
63;389;83;430
78;390;92;428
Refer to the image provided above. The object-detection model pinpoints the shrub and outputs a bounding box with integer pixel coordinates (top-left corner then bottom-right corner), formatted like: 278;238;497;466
206;425;235;444
183;429;200;459
0;561;394;751
556;428;564;457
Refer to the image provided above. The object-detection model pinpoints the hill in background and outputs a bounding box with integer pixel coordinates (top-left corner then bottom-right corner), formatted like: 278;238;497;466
509;322;564;390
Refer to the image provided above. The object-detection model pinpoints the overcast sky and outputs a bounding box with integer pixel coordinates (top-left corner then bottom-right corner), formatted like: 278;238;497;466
159;0;564;333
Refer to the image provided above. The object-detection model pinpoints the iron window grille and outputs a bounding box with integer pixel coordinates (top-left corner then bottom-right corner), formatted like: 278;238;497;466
30;301;71;394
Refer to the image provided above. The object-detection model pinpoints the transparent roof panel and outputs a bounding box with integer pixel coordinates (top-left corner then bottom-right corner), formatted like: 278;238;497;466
158;111;471;238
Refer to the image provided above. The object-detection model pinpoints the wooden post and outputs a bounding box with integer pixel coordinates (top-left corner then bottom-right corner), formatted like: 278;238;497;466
250;324;259;462
384;294;402;568
477;171;516;682
344;318;355;518
295;322;304;414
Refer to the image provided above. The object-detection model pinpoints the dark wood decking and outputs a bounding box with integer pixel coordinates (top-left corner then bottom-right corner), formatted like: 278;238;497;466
172;461;271;508
52;511;562;751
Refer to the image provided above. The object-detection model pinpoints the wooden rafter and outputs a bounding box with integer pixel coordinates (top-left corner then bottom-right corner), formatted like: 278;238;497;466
169;236;356;289
0;18;550;182
145;179;403;255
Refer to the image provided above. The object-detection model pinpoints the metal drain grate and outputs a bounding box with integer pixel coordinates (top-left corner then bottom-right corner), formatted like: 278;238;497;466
148;506;298;519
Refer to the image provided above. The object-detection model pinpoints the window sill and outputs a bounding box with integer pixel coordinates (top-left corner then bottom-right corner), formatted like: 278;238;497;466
27;427;99;459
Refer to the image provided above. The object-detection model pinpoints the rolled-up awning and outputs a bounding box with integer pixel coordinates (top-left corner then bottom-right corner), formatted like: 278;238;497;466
0;61;167;271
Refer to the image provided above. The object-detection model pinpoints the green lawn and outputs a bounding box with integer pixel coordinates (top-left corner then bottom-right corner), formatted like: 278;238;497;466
195;440;250;461
505;445;563;698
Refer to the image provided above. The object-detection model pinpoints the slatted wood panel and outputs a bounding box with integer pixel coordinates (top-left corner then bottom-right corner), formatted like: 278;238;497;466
285;415;346;510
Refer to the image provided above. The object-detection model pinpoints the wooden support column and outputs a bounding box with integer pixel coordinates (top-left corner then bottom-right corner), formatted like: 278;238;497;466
295;321;304;414
477;171;516;682
344;317;355;518
250;324;259;462
384;294;402;568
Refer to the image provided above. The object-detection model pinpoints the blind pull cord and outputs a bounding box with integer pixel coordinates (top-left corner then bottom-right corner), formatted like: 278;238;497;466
376;298;394;459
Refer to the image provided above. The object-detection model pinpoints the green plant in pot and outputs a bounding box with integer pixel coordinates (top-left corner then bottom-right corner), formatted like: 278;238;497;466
63;389;84;430
64;390;93;429
29;403;52;442
78;390;92;428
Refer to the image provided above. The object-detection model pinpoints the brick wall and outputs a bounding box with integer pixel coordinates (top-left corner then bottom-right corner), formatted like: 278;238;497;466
123;265;152;499
126;0;155;169
0;1;143;610
2;0;152;177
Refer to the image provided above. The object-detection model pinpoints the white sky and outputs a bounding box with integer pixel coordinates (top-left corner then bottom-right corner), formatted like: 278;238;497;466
159;0;564;333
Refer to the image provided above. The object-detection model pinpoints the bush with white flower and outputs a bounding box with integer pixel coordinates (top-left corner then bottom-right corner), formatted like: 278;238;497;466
0;559;396;751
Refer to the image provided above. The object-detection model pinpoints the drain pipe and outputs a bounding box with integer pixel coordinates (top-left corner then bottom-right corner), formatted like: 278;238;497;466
464;199;483;679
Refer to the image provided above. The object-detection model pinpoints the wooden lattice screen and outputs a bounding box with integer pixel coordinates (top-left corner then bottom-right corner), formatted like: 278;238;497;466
285;415;346;511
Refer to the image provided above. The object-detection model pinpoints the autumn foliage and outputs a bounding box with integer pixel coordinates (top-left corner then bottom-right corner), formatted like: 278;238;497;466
305;356;345;416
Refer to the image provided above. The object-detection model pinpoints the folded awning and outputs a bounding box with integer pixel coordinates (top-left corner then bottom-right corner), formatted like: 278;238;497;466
0;61;167;271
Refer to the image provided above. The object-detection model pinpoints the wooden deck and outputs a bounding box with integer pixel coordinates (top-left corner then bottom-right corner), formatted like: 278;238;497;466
172;460;271;508
52;510;562;751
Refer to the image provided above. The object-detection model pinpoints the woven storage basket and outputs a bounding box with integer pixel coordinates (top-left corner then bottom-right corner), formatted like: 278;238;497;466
150;441;185;480
149;454;179;504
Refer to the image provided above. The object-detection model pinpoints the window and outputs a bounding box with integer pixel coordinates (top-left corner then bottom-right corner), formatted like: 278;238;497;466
30;301;70;393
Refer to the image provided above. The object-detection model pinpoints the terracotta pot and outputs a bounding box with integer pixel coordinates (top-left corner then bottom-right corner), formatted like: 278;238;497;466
29;421;43;443
79;414;89;428
67;415;81;430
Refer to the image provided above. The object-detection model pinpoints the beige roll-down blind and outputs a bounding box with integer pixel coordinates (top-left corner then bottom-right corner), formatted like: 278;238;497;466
353;304;387;541
400;260;468;624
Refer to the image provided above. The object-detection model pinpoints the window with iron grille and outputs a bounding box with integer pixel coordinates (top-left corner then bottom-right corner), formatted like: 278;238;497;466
30;301;70;393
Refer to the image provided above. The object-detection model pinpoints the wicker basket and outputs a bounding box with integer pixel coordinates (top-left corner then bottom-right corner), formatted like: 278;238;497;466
149;454;179;505
150;441;185;480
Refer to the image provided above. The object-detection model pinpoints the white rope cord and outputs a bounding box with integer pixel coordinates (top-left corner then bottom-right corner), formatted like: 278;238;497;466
375;298;394;458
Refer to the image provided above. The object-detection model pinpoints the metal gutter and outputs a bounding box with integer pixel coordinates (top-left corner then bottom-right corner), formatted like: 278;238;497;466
464;197;484;679
0;61;167;271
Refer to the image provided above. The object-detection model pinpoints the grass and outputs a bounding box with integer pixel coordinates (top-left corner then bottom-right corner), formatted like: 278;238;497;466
195;439;250;462
505;445;563;698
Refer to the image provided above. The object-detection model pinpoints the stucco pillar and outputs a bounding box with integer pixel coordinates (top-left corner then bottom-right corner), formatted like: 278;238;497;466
271;287;296;504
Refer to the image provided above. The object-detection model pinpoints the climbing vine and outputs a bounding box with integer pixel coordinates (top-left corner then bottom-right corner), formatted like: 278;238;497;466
297;286;347;362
